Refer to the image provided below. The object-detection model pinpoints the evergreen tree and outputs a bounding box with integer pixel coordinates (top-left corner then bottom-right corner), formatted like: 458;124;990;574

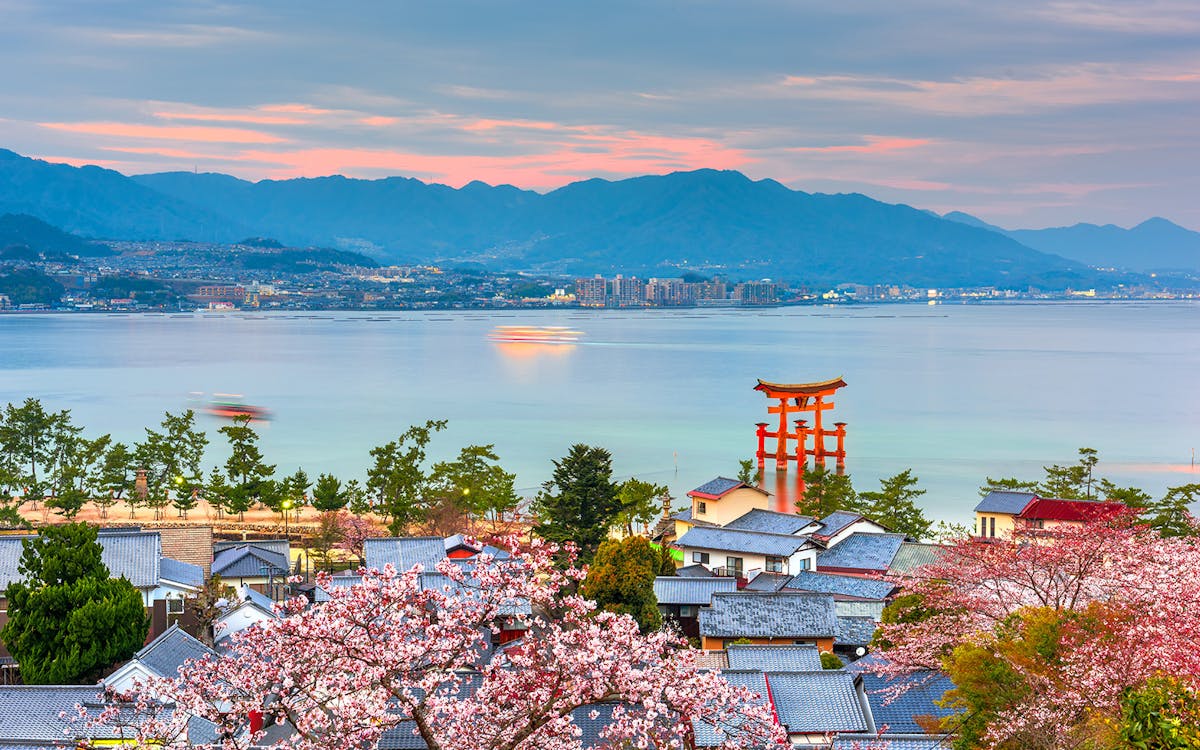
95;441;134;520
218;415;275;521
796;465;857;518
978;476;1039;497
615;478;668;537
136;410;208;520
430;444;518;527
581;536;662;632
366;419;447;535
736;459;762;486
0;398;73;509
1138;483;1200;538
1;523;148;683
857;469;932;540
311;473;349;512
532;444;621;562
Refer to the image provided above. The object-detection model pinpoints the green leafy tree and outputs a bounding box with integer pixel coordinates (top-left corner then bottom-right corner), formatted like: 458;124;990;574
820;652;844;670
1137;483;1200;538
203;466;235;520
736;459;762;486
311;473;349;512
366;419;447;535
1039;447;1100;500
136;410;208;520
655;544;677;576
48;433;110;519
345;478;370;516
0;398;73;509
218;415;275;521
1097;478;1152;509
1;522;148;683
532;444;621;563
310;510;346;572
978;477;1039;497
796;464;857;518
95;441;134;520
581;536;661;632
430;444;518;528
279;467;311;511
1116;676;1200;749
857;469;932;540
615;478;668;537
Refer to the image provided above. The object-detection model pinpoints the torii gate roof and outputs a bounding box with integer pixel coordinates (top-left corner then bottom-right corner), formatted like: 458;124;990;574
754;377;847;396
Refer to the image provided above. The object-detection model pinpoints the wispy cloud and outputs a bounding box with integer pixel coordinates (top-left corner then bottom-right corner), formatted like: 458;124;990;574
39;121;285;144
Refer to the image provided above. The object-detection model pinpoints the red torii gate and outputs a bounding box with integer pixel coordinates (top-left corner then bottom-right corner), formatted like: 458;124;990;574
754;377;848;474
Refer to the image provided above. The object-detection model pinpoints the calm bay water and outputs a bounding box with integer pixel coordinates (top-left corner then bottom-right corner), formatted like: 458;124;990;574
2;302;1198;523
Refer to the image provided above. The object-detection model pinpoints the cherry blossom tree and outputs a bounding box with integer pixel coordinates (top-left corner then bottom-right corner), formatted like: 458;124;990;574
90;538;785;750
874;514;1200;748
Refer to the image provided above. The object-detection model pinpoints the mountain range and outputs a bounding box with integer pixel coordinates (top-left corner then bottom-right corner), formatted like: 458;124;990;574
1;147;1195;287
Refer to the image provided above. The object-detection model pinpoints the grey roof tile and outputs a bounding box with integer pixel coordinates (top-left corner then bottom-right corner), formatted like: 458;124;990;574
211;544;289;579
653;576;738;605
364;537;447;571
698;592;838;639
787;570;897;600
676;526;813;557
724;509;815;535
214;538;289;558
133;623;215;678
743;572;792;592
817;533;907;572
690;477;747;497
239;585;278;612
835;600;886;620
692;670;773;747
835;616;879;647
767;671;868;733
726;644;822;671
159;556;204;588
814;510;866;537
889;543;945;575
860;670;957;734
0;531;161;590
313;573;362;602
676;563;716;578
833;739;947;749
0;685;136;742
974;490;1037;514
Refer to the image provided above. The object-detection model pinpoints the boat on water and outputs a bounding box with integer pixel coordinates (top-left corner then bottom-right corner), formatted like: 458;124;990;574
206;394;270;421
488;325;583;344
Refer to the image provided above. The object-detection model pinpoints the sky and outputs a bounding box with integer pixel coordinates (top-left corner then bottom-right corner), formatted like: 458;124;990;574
1;0;1198;229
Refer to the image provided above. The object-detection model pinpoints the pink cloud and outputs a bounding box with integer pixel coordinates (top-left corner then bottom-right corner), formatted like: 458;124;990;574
787;136;932;154
359;116;399;127
460;118;562;132
154;110;308;125
259;103;335;115
39;121;285;144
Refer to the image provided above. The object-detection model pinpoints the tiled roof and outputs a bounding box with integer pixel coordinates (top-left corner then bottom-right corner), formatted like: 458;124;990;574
313;573;362;602
0;531;161;590
654;576;738;605
817;533;906;572
767;671;868;733
214;538;289;558
0;685;138;742
689;476;748;498
132;623;214;678
787;570;897;600
693;650;729;670
239;584;279;612
860;670;957;734
835;616;878;647
676;526;812;557
726;644;822;671
364;536;447;571
160;556;204;588
698;592;837;639
211;544;289;579
676;563;715;577
974;490;1037;514
833;739;947;749
1019;498;1128;522
743;572;792;592
889;543;945;575
693;671;773;747
419;572;532;616
835;600;886;620
814;510;866;538
724;509;815;535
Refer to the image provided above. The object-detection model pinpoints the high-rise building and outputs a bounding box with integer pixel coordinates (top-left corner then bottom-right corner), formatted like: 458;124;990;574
575;275;607;307
609;275;645;307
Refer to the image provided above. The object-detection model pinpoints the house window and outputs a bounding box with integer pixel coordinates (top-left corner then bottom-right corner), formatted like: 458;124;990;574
692;551;710;564
697;501;707;515
989;517;996;537
679;605;695;617
726;556;743;575
167;596;185;614
798;557;811;571
765;556;784;573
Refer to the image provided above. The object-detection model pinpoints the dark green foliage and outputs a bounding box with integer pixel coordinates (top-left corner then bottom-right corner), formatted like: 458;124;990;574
1039;447;1099;500
736;459;762;486
857;469;932;540
367;419;447;535
430;444;518;525
218;415;273;520
0;267;65;305
135;410;208;520
1138;483;1200;538
2;523;148;684
311;473;349;512
615;478;668;537
532;444;621;562
0;213;110;255
796;465;857;518
978;477;1039;497
581;536;662;632
820;652;844;670
1116;676;1200;748
655;544;677;576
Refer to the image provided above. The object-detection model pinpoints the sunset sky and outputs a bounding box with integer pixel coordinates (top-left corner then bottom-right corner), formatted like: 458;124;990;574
2;0;1197;228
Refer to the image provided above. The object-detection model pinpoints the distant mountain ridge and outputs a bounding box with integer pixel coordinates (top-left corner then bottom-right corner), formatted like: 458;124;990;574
0;147;1164;288
942;211;1200;272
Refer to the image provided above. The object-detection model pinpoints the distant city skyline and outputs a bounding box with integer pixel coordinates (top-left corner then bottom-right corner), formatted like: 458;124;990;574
1;1;1197;229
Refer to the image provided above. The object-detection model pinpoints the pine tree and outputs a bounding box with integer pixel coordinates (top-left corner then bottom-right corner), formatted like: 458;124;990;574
532;444;620;562
857;469;932;540
582;536;662;632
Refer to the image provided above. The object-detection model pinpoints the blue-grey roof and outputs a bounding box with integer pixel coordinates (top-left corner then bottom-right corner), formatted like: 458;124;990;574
974;490;1037;514
418;571;531;616
676;526;812;557
214;538;290;558
653;576;737;605
0;685;140;742
160;556;204;588
239;584;278;612
212;544;289;578
724;509;815;535
132;623;215;678
860;670;957;734
836;616;879;647
833;739;947;749
692;671;772;747
364;536;447;571
676;563;715;577
313;573;362;602
698;592;838;639
690;476;747;497
767;671;869;733
817;533;907;572
815;510;867;537
0;531;161;590
835;600;886;620
743;572;792;592
787;570;897;600
889;543;945;575
726;644;821;671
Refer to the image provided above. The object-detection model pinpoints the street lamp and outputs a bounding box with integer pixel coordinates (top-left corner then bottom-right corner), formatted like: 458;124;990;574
282;498;293;538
